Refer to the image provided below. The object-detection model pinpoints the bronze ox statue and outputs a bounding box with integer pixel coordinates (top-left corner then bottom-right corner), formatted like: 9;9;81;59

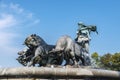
17;34;90;67
17;23;97;67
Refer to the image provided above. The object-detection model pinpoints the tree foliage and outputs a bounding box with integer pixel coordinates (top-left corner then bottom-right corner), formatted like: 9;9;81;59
91;52;120;71
100;53;112;69
91;52;100;67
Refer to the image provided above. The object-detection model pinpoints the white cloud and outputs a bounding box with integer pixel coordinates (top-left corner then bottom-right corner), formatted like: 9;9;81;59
0;2;40;67
33;19;40;24
27;13;33;19
0;2;40;55
0;32;17;45
0;3;7;8
10;3;24;14
0;31;19;54
0;14;17;29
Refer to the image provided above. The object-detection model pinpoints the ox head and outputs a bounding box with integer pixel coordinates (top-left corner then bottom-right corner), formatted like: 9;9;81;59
24;34;47;48
24;34;40;48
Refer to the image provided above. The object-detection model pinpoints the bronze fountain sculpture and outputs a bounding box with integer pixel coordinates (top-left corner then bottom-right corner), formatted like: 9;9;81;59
17;22;98;67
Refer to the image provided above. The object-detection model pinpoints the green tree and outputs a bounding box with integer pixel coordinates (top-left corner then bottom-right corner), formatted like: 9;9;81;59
91;52;101;67
91;52;99;61
100;53;112;69
111;52;120;71
100;53;120;71
91;52;120;71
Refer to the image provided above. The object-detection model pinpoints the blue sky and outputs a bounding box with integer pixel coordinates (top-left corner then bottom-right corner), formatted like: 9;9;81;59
0;0;120;67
